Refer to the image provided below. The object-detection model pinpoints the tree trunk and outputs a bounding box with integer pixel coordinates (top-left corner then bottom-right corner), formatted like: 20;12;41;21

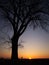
11;35;19;60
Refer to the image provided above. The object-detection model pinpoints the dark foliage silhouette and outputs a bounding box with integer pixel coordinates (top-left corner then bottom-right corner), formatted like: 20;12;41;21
0;0;49;60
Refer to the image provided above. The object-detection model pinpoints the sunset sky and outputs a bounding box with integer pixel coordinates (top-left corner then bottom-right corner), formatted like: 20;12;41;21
0;0;49;59
0;19;49;59
18;27;49;59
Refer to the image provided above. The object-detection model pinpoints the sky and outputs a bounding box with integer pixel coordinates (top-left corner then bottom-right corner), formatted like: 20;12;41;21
0;18;49;59
18;26;49;59
0;0;49;59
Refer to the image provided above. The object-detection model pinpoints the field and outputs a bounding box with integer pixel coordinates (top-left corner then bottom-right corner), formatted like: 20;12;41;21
0;58;49;65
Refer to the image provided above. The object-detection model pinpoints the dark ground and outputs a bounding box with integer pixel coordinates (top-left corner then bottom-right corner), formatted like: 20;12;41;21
0;58;49;65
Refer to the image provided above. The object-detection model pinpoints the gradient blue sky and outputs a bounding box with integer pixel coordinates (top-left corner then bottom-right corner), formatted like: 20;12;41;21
0;17;49;59
18;26;49;59
0;0;49;59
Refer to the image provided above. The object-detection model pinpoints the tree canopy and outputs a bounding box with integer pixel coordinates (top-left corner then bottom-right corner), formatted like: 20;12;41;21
0;0;49;60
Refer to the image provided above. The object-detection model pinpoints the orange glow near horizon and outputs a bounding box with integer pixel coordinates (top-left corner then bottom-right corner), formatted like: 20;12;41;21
18;49;49;59
18;50;49;59
0;51;49;59
29;57;32;59
18;54;49;59
0;48;49;59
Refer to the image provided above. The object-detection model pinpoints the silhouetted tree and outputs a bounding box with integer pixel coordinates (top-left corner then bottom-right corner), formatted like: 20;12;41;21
0;0;49;60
